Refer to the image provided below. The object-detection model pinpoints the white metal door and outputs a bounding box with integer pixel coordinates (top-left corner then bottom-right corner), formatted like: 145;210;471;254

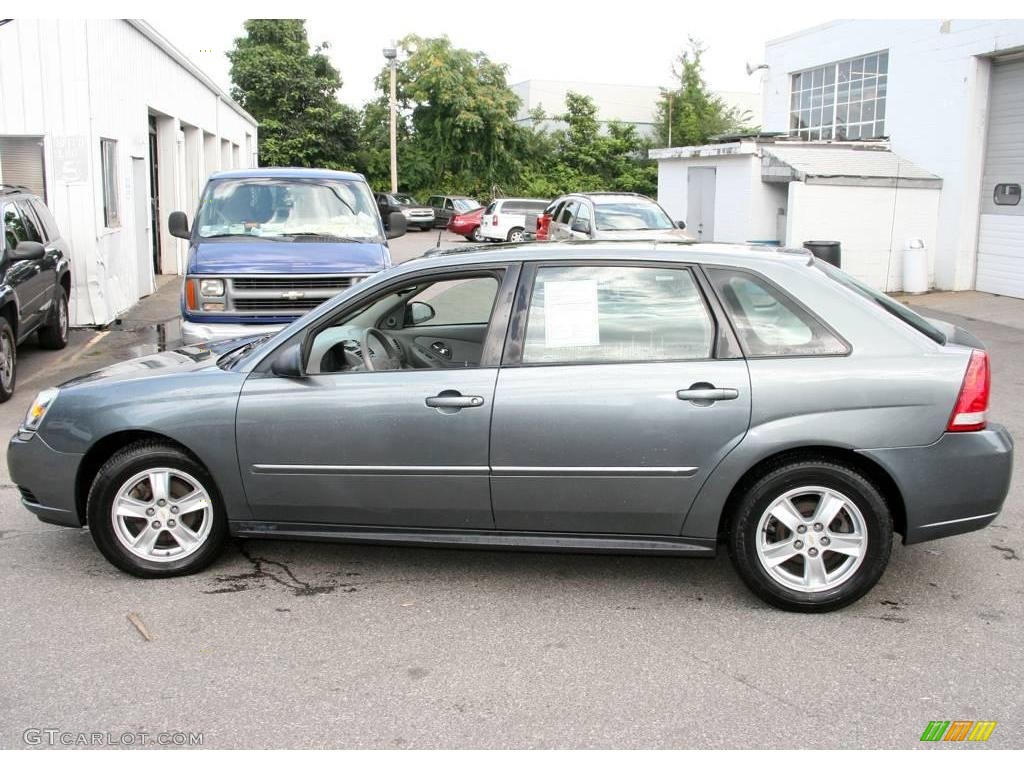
687;167;716;242
132;158;154;297
976;57;1024;298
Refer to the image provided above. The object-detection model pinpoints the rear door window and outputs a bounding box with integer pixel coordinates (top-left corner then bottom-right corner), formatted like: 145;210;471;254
521;264;715;364
708;268;849;356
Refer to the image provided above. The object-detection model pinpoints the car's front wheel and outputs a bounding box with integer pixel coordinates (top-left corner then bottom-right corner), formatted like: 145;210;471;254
728;459;892;612
507;227;525;243
87;440;228;577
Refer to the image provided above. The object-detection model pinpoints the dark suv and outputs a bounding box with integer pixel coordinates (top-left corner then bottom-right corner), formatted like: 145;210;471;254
0;185;72;401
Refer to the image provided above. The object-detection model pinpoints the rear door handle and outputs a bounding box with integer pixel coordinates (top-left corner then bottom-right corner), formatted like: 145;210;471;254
425;392;485;409
676;386;739;402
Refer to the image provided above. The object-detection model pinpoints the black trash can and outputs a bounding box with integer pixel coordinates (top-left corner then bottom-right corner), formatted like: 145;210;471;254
803;240;841;268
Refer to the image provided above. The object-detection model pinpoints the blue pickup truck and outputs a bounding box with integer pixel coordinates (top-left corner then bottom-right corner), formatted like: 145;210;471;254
168;168;406;346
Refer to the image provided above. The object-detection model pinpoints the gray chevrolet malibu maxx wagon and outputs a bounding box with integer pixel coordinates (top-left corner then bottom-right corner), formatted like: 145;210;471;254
8;242;1013;611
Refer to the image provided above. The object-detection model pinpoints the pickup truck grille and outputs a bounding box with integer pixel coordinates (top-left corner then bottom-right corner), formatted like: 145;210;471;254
225;274;369;315
233;297;325;312
232;276;356;291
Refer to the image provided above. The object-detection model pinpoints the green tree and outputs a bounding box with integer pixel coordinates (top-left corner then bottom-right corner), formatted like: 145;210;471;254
515;92;657;197
228;19;359;168
375;35;523;198
655;38;752;147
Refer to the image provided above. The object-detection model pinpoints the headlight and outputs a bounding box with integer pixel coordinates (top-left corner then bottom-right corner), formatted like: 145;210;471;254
199;279;225;297
23;388;59;431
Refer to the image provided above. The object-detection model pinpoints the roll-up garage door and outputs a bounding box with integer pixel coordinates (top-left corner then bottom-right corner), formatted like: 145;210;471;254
0;136;46;200
976;57;1024;298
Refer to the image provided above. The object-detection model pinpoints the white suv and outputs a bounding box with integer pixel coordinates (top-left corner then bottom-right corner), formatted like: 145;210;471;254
479;198;549;242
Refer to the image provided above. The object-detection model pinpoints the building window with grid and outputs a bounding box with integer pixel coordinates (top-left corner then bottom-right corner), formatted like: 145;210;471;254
100;138;120;227
789;51;888;141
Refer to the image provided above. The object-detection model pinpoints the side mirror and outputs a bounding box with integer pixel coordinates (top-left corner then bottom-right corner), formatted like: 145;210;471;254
571;218;592;234
386;211;407;240
405;301;436;326
270;344;305;378
675;220;686;230
11;241;45;261
168;211;191;240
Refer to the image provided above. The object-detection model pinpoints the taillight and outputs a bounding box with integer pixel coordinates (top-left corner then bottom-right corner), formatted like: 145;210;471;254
492;215;499;226
185;279;197;311
537;213;550;241
947;349;990;432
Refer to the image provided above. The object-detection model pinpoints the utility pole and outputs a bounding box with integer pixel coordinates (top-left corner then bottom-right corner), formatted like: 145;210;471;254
383;44;398;193
667;91;673;148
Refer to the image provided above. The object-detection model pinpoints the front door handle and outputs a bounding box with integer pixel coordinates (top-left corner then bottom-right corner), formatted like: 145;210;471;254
425;391;485;409
676;385;739;403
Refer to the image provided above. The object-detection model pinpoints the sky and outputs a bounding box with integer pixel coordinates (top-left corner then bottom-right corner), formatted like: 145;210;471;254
148;4;841;109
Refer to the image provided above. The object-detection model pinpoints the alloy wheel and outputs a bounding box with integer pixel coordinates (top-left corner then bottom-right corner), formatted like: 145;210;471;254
755;485;868;593
0;330;13;390
111;468;214;562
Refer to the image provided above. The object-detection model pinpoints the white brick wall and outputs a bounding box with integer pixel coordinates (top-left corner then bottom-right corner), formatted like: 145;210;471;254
762;20;1024;291
785;182;940;291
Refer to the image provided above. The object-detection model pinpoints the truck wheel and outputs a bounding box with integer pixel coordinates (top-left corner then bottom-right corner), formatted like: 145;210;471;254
0;317;15;402
38;286;70;350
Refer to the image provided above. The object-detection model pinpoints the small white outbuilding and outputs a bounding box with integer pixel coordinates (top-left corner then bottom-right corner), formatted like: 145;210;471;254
651;139;942;291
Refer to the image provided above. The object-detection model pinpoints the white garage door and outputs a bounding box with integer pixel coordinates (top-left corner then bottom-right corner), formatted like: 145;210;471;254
976;57;1024;298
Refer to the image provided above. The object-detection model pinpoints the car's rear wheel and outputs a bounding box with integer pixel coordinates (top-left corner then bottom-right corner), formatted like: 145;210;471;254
38;286;69;350
507;227;525;243
87;440;227;577
728;459;892;612
0;317;15;402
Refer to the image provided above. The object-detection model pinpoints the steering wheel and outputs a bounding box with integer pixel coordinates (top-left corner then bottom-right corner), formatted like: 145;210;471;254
361;328;404;371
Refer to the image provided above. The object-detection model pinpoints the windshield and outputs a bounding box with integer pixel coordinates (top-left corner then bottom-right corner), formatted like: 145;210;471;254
392;193;417;206
196;178;382;241
453;198;481;213
594;198;674;231
815;260;946;344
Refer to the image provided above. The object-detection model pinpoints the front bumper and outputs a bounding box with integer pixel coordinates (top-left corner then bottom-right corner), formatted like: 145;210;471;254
7;431;83;528
182;320;287;347
859;424;1014;544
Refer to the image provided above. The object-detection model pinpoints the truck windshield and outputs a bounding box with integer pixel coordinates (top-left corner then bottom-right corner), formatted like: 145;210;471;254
196;178;382;241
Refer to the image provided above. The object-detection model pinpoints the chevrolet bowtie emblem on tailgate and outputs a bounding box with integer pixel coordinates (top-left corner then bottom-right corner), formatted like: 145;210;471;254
281;291;305;300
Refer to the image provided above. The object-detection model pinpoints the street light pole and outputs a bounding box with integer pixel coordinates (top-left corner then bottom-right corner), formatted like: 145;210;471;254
383;44;398;194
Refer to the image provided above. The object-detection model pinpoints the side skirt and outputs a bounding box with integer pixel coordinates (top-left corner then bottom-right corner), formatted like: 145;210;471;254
230;521;718;557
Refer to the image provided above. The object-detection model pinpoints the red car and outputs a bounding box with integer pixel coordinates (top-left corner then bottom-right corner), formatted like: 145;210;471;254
447;206;485;242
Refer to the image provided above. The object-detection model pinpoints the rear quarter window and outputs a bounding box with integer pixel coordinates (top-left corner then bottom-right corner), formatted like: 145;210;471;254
708;268;850;357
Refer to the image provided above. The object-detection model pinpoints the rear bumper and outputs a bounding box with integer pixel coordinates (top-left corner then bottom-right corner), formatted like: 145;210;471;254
859;424;1014;545
182;320;287;347
7;432;83;528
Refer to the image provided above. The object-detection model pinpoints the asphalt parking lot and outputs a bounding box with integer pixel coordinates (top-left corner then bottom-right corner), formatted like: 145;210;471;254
0;232;1021;748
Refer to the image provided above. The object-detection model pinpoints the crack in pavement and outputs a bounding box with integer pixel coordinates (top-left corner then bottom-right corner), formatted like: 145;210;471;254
992;545;1020;561
203;542;348;596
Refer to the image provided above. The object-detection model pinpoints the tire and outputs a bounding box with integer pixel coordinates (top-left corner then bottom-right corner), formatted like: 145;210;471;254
470;226;484;243
419;225;433;232
37;286;69;350
728;459;892;612
87;440;228;578
0;316;15;403
507;227;525;243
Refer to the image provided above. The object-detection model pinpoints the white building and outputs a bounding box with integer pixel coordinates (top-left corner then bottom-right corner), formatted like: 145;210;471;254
0;19;258;325
512;79;761;138
652;20;1024;296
